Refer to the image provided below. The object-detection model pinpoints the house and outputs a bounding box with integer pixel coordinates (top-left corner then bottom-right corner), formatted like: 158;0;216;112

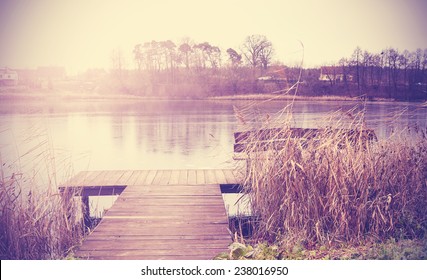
0;68;18;86
319;66;353;83
257;66;290;93
257;66;288;82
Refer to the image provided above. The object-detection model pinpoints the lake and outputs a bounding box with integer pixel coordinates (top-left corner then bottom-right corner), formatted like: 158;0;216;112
1;98;425;216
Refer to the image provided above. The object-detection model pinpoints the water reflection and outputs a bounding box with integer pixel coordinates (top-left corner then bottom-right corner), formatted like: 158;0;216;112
0;100;426;180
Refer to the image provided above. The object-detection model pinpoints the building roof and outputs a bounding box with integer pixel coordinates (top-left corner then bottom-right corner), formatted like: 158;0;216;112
320;66;344;75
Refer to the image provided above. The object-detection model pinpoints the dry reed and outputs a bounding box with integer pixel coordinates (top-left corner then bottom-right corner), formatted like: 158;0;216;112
236;105;427;248
0;121;85;259
0;171;85;259
0;172;84;259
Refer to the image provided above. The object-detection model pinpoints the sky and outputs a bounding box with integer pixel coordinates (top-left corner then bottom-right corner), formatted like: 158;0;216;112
1;0;427;74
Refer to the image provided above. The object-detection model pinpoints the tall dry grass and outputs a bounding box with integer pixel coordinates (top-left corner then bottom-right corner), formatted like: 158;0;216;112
0;121;85;259
236;106;427;247
0;172;84;259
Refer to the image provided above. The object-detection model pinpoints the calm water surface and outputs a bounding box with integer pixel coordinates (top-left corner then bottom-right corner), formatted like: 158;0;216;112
1;99;426;181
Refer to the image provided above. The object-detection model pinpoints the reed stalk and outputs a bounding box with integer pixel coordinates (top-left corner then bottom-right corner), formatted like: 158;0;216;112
236;105;427;248
0;172;85;259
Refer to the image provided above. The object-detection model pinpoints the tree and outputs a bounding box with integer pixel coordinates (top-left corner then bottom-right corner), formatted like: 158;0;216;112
179;43;192;69
193;42;221;69
350;46;362;94
259;41;274;70
388;48;399;94
111;48;126;79
241;34;273;69
133;44;143;71
226;48;242;67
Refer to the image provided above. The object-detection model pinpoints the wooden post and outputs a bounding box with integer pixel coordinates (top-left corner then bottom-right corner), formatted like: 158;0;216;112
82;195;91;228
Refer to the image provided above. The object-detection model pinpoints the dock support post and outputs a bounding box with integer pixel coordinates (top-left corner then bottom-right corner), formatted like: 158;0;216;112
82;195;91;228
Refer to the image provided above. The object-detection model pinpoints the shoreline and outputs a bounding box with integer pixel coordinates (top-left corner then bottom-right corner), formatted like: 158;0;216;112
0;88;425;105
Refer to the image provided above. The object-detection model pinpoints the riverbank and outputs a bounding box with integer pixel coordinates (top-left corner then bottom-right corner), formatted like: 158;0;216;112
3;86;426;104
208;93;394;102
218;238;427;260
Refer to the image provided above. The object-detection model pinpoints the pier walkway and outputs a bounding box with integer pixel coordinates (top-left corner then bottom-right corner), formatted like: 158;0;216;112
60;169;243;260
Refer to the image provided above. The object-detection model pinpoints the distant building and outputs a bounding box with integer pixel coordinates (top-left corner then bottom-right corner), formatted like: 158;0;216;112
257;66;288;82
319;66;353;83
0;68;18;86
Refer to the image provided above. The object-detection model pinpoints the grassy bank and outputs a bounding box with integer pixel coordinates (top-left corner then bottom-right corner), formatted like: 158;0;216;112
227;104;427;259
217;238;427;260
0;172;85;259
208;93;387;102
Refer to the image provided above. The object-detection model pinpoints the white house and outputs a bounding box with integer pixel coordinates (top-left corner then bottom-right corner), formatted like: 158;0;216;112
319;66;353;83
0;68;18;86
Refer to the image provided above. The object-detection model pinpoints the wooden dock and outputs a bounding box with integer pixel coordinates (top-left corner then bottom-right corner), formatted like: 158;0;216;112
61;169;243;260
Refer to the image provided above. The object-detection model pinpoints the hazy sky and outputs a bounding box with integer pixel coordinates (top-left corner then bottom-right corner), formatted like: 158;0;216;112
1;0;426;74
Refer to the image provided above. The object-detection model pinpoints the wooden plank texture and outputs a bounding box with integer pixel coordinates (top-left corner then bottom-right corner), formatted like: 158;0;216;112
60;169;244;259
74;182;232;260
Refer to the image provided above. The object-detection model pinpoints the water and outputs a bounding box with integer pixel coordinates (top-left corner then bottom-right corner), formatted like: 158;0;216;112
0;98;425;216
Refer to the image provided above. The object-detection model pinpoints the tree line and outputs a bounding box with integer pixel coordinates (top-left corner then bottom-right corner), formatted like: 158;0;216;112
323;47;427;99
104;35;426;100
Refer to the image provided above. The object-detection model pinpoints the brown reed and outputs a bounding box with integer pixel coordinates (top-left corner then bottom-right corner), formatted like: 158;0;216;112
0;172;85;259
236;106;427;248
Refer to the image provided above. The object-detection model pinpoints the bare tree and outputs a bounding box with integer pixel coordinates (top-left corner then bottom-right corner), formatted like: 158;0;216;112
350;46;362;94
259;41;274;71
133;44;143;71
241;34;273;69
111;48;126;80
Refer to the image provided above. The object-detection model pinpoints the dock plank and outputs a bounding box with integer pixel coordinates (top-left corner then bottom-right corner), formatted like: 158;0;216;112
178;170;188;185
122;171;139;186
187;170;197;185
80;171;104;186
116;170;134;185
60;169;244;260
144;170;157;185
65;171;89;186
75;183;231;260
223;169;237;184
214;169;227;184
196;170;205;185
204;169;217;185
133;170;150;185
169;170;180;185
159;170;172;185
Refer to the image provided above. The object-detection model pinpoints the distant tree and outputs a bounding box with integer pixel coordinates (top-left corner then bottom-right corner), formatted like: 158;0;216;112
226;48;242;67
350;46;362;94
370;53;382;87
133;44;143;71
259;41;274;71
193;42;221;69
161;40;176;70
388;48;399;95
241;34;273;69
361;50;372;89
179;43;192;69
111;48;126;79
338;58;350;89
399;50;411;88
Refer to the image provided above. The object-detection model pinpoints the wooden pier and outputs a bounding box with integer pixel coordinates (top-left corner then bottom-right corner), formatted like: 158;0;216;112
60;169;243;260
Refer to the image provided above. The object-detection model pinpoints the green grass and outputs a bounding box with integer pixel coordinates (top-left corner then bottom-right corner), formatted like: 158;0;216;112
217;238;427;260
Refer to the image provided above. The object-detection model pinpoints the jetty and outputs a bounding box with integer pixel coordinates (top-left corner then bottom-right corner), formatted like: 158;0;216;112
60;169;243;260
